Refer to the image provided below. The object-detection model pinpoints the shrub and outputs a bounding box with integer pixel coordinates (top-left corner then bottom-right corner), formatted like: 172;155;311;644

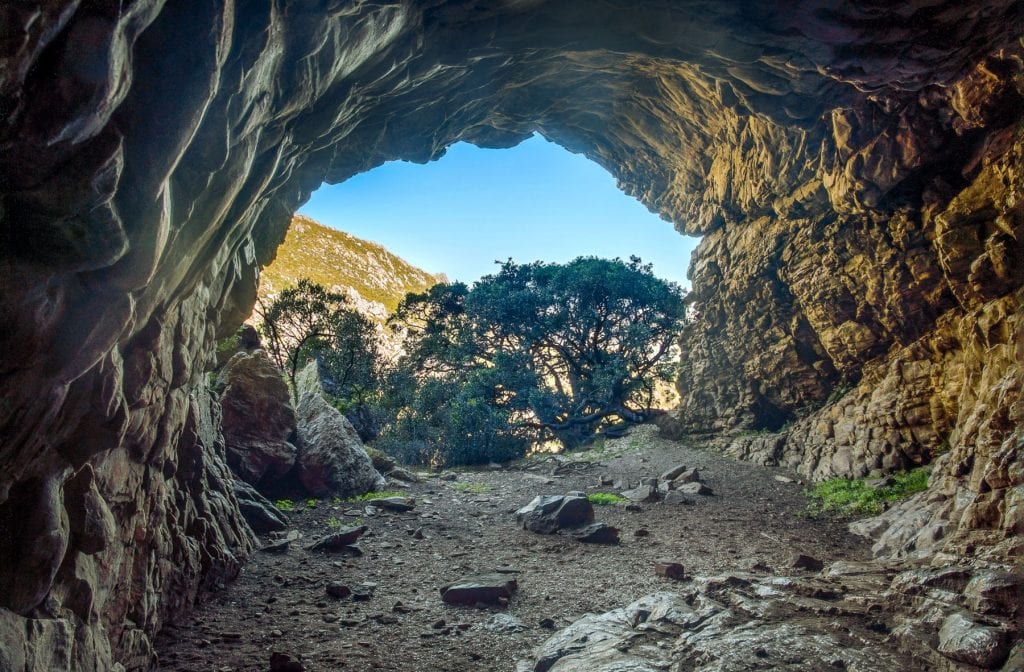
806;467;930;516
274;499;294;512
588;492;627;506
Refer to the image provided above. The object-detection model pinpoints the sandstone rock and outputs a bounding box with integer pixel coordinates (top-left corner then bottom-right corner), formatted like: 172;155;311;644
441;573;518;606
622;485;659;503
516;496;595;534
655;562;686;581
567;522;620;545
937;612;1010;668
218;351;298;487
293;388;385;498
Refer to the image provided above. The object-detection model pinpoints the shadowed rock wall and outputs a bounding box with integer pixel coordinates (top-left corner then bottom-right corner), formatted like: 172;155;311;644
1;1;1021;669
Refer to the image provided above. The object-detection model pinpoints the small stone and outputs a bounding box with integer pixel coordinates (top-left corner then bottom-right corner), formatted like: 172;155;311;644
672;468;701;485
325;582;351;599
365;496;415;512
789;553;824;571
441;573;518;606
660;464;688;481
774;474;796;484
567;522;620;544
352;583;376;601
661;491;693;505
538;617;556;630
621;485;658;503
305;525;368;551
413;527;425;540
675;482;712;496
269;652;304;672
655;561;686;581
639;477;658;488
633;528;651;537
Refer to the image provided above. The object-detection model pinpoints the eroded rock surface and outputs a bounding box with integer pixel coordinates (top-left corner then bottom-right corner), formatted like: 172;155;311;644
1;1;1022;669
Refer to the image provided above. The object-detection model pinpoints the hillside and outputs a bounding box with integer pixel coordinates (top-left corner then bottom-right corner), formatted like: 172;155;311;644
259;215;441;321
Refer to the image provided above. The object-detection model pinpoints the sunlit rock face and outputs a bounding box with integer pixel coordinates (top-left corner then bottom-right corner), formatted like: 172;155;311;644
0;1;1020;669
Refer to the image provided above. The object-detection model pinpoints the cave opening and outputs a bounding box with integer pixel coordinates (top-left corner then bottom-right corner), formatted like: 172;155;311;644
293;134;700;288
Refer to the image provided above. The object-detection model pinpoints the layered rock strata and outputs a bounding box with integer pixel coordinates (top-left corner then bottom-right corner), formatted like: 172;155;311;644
1;1;1022;669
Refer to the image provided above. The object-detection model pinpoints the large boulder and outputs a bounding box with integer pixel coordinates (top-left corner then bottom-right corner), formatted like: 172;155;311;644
218;351;299;487
293;364;385;497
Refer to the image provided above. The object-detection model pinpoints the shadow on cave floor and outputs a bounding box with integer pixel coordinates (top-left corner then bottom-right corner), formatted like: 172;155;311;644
153;425;901;671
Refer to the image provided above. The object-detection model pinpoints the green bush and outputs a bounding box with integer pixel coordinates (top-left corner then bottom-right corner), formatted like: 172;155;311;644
274;499;294;512
806;467;930;516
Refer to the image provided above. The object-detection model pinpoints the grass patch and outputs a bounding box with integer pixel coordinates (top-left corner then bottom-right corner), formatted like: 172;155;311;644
806;467;930;516
347;490;405;502
274;499;294;512
588;492;627;506
451;481;491;494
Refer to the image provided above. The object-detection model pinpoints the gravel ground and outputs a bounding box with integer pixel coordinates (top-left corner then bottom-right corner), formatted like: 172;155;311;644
155;424;868;671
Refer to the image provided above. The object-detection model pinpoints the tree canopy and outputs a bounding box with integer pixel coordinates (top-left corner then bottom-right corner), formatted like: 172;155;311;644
383;256;687;462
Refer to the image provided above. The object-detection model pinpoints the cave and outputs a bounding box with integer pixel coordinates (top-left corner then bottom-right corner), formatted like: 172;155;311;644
1;1;1022;670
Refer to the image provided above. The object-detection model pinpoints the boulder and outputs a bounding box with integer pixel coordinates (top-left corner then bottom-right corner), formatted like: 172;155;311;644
660;464;689;481
232;479;288;533
567;522;620;544
621;485;659;503
676;482;713;496
516;495;595;534
937;612;1010;668
294;390;385;498
441;573;518;606
672;468;701;485
655;561;686;580
218;351;298;486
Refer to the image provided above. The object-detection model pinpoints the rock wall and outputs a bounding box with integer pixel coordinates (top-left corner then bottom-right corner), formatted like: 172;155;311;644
0;1;1021;669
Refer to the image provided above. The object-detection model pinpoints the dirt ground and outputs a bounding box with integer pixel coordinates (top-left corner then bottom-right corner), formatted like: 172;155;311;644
154;425;869;672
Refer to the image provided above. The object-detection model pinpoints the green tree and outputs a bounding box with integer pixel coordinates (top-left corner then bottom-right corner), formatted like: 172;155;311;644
383;256;686;461
256;280;382;435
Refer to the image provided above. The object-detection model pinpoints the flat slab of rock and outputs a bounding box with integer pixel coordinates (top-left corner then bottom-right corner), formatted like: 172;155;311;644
675;482;712;496
672;468;701;485
516;495;594;534
441;573;518;606
305;525;368;551
366;496;415;512
621;484;658;503
567;522;619;545
659;464;689;481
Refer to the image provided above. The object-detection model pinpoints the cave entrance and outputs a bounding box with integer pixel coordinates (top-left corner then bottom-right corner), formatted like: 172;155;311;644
295;135;699;288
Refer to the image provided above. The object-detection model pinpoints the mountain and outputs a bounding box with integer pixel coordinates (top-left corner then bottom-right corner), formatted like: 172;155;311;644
259;215;442;322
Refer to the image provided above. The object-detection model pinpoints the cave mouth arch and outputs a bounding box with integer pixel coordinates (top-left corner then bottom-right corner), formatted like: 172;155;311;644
0;2;1021;670
293;134;699;288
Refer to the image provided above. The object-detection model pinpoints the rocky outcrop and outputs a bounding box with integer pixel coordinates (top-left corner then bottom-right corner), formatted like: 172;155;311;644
217;351;299;487
293;362;385;498
1;1;1021;669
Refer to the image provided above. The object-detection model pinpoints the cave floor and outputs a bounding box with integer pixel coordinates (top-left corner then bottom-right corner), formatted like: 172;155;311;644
153;425;881;671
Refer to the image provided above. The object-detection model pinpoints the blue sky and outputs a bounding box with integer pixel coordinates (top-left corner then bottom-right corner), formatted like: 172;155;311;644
298;135;699;288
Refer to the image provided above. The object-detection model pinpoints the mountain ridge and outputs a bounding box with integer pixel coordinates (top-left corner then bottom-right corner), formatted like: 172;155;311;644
259;214;442;321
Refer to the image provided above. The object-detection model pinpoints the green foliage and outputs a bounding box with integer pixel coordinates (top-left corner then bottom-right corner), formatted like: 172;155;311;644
380;256;687;465
588;492;627;506
806;467;930;516
326;516;342;529
215;330;241;354
347;490;405;502
305;498;318;509
274;499;294;512
256;279;384;439
451;482;491;494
